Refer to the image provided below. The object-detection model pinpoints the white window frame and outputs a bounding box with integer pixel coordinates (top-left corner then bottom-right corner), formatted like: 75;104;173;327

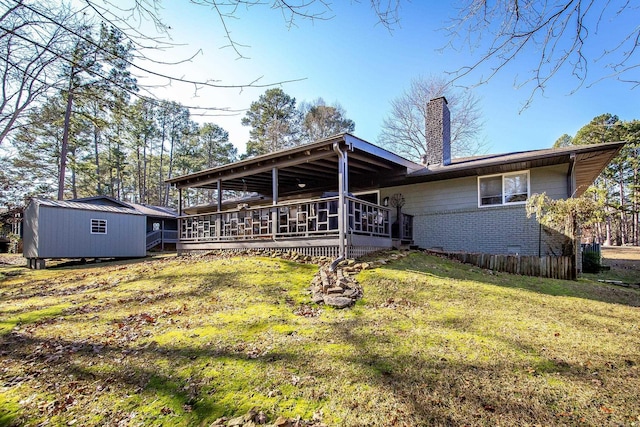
90;218;107;234
477;171;530;208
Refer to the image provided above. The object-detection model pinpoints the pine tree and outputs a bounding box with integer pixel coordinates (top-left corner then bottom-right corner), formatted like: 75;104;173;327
242;88;300;157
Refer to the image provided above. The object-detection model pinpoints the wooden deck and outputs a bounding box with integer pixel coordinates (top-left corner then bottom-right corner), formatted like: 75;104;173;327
177;196;399;258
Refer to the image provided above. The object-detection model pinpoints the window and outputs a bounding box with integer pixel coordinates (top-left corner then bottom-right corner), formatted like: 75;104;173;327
354;191;379;204
91;219;107;234
478;171;529;207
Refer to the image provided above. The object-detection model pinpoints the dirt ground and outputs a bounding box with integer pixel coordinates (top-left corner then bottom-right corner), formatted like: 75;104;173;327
600;246;640;281
0;253;24;266
602;246;640;261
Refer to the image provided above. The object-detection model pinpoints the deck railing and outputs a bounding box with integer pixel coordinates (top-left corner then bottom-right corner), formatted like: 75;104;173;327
401;214;413;241
146;229;179;249
179;196;391;242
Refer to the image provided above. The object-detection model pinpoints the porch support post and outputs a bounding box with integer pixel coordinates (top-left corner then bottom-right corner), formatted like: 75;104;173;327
343;150;349;255
161;220;165;251
333;143;347;259
567;153;576;197
215;180;222;239
272;167;278;237
343;150;349;195
178;188;183;255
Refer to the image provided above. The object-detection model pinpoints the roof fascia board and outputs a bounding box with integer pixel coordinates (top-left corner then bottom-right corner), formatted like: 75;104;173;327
173;149;337;189
344;134;423;172
410;141;626;178
167;135;345;186
72;195;134;209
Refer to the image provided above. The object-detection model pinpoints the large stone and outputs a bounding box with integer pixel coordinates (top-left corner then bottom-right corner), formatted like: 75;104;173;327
311;292;325;304
227;416;245;426
337;278;351;289
319;270;329;284
273;416;291;427
342;288;360;298
326;286;344;295
323;295;354;308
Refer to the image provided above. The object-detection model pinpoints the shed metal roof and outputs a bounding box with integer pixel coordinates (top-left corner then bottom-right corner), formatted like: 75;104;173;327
30;198;143;215
70;196;177;218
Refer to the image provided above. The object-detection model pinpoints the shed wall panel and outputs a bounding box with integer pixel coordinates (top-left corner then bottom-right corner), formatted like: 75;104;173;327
22;201;39;258
36;206;146;258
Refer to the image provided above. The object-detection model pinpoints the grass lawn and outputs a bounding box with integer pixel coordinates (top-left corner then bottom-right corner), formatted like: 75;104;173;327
1;251;639;426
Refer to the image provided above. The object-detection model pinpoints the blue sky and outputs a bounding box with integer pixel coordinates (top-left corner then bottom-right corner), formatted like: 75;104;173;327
141;1;639;157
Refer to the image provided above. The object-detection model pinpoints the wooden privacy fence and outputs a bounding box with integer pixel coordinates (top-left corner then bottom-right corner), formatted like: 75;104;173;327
427;250;576;280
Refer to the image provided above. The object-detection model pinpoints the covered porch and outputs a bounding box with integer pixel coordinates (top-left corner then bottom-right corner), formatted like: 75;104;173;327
167;134;422;259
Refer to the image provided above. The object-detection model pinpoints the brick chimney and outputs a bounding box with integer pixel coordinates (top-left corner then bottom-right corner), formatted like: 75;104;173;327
425;96;451;166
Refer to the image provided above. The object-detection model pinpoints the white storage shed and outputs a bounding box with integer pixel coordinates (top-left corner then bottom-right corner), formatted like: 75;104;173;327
23;198;146;268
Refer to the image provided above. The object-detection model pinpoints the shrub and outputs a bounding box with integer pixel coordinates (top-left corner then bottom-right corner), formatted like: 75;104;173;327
582;250;601;274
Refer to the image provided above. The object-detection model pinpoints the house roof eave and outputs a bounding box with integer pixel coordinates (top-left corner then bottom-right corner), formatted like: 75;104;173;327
166;133;421;195
166;134;347;188
402;141;626;185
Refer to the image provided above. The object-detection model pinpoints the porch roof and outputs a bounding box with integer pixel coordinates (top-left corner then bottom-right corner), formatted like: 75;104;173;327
167;134;624;199
166;134;423;196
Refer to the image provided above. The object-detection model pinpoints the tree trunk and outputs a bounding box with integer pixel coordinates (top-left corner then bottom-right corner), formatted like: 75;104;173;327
70;147;78;199
158;117;166;205
58;72;75;200
93;120;101;194
116;122;122;200
142;133;148;205
136;142;142;203
619;164;627;245
634;162;639;245
163;131;176;206
107;135;114;198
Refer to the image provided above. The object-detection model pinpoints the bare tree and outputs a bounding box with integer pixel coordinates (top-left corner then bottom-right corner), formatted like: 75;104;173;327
446;0;640;108
0;0;77;144
378;75;485;161
186;0;402;57
0;0;401;138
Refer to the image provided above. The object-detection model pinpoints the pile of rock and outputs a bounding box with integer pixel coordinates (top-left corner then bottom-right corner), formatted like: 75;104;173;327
309;261;366;308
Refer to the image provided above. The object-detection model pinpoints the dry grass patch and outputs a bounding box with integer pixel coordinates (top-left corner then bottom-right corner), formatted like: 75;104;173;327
582;246;640;284
1;252;639;426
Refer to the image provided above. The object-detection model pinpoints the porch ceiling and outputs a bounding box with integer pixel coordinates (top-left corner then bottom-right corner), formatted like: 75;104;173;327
167;134;418;197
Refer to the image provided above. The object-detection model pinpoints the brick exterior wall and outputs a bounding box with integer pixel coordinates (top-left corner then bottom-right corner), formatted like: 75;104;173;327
411;205;568;256
381;165;571;256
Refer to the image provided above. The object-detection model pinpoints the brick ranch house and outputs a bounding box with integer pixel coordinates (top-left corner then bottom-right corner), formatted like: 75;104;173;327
167;97;624;263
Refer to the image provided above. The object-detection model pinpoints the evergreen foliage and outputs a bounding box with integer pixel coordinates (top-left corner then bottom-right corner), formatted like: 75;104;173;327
553;114;640;246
